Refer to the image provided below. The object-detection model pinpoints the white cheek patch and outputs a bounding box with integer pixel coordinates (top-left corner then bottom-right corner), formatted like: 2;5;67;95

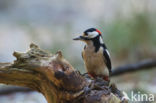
99;37;104;44
88;31;99;38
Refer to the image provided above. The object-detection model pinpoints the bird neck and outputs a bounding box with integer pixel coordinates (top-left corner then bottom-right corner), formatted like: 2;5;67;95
85;36;101;52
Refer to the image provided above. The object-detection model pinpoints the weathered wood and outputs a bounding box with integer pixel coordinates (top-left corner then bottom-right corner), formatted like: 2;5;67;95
0;43;128;103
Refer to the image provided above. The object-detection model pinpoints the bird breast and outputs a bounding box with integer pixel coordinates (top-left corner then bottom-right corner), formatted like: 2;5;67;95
82;46;109;76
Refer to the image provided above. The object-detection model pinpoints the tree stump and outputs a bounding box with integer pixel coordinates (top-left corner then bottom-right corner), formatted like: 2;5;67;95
0;43;128;103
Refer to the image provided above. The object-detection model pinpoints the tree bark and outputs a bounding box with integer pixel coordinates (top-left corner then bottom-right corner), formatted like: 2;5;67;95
0;43;127;103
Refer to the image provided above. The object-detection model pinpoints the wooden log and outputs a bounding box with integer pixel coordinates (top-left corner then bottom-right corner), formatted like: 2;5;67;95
0;43;128;103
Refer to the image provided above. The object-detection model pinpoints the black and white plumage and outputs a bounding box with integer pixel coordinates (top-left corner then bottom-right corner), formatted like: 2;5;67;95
73;28;112;81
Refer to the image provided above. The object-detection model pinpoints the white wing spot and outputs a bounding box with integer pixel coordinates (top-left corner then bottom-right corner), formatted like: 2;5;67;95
105;49;110;57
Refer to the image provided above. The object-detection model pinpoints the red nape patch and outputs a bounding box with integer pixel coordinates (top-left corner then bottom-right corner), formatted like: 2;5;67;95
96;29;102;35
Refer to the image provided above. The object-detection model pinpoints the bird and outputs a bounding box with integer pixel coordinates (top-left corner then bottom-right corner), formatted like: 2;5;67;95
73;28;112;81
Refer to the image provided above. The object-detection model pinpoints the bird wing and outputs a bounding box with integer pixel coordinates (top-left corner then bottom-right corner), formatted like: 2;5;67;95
103;49;112;74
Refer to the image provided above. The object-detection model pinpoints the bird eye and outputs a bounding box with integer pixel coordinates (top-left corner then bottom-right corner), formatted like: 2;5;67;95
84;33;88;36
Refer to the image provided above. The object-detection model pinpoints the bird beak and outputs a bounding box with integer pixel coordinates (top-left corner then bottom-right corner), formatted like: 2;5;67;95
73;36;83;40
73;35;87;41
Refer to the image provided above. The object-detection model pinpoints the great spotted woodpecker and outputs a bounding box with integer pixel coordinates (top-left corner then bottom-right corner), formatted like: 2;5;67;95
73;28;112;81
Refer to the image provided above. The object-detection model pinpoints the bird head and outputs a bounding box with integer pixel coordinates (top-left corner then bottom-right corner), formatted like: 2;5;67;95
73;28;102;42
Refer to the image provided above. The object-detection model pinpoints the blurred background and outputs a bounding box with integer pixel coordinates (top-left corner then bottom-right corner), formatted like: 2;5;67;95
0;0;155;103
